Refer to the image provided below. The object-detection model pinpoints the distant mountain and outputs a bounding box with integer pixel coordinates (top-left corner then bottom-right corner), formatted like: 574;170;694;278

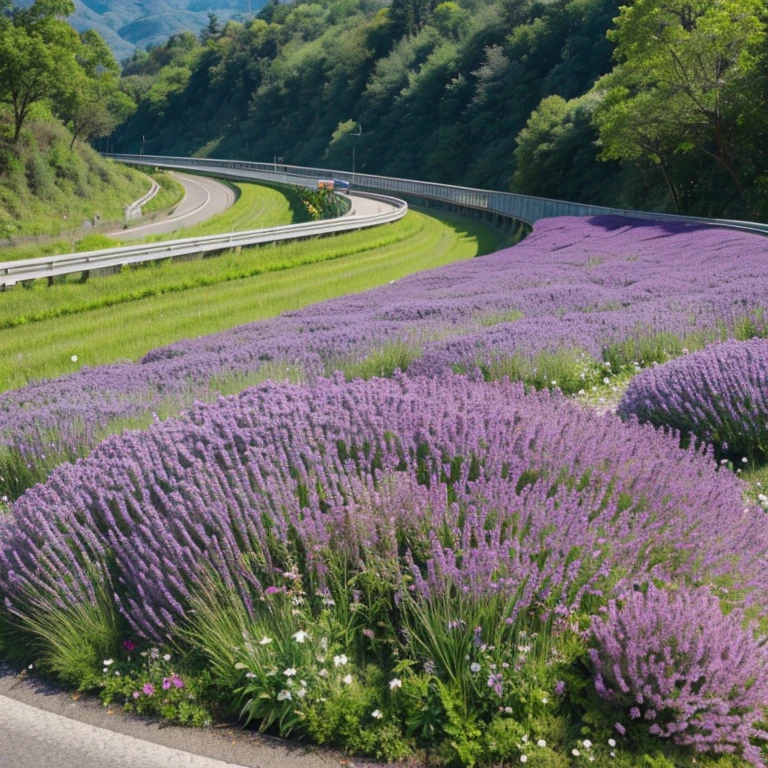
12;1;263;61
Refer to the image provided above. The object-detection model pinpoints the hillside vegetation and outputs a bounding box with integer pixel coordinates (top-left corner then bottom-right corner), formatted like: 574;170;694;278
0;1;150;241
0;118;149;241
114;0;768;221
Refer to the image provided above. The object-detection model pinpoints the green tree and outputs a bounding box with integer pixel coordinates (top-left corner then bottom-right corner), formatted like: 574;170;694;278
0;0;79;143
594;0;768;206
200;12;221;44
59;30;135;149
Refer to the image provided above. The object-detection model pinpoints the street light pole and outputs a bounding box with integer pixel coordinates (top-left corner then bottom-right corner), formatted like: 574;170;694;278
351;124;373;185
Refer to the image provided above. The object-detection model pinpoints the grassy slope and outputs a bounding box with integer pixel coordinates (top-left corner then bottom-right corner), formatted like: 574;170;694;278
140;172;185;215
0;121;149;248
2;210;505;389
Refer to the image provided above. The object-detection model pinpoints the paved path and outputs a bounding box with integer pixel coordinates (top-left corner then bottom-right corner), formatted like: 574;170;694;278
112;174;236;240
0;666;360;768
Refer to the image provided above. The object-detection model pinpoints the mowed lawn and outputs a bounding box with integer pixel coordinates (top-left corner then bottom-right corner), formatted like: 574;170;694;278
3;209;506;389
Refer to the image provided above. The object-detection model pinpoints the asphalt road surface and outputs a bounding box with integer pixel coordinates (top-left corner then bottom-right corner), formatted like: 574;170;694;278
112;174;236;240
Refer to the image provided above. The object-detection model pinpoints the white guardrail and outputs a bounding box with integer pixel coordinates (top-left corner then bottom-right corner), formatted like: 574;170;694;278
124;178;161;221
0;190;406;288
108;153;768;237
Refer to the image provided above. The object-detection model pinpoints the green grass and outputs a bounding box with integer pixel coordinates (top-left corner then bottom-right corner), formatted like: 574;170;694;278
1;209;506;390
140;172;185;215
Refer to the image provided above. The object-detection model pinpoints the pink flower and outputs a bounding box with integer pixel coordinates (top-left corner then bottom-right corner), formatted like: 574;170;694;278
123;640;136;652
142;683;155;696
162;677;172;690
132;691;140;699
265;586;281;596
171;674;184;689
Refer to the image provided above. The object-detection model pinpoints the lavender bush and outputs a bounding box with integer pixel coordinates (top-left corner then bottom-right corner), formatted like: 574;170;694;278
591;586;768;766
2;215;768;496
1;374;765;642
618;339;768;463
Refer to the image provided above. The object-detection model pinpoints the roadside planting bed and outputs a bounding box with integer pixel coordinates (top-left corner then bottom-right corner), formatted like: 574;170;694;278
2;215;768;766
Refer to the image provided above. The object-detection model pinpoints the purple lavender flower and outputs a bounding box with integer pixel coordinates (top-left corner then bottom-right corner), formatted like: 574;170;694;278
487;674;503;696
1;375;767;646
619;339;768;463
554;680;566;696
591;586;768;763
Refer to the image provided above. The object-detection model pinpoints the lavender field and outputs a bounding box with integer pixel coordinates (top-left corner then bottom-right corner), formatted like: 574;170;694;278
2;215;767;498
2;215;768;766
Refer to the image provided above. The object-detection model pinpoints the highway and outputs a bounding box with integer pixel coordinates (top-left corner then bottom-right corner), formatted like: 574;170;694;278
113;173;237;240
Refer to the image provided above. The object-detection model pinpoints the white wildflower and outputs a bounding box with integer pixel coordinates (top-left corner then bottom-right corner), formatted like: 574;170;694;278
342;674;353;685
259;636;272;645
277;690;292;701
470;662;481;673
372;709;383;720
389;678;402;690
292;630;310;643
284;667;297;677
333;654;348;667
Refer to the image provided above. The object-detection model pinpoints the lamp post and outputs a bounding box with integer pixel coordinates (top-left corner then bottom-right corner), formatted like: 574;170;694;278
351;124;373;184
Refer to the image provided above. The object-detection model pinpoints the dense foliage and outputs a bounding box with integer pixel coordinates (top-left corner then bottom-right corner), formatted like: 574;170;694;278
3;373;767;765
618;339;768;464
113;0;768;219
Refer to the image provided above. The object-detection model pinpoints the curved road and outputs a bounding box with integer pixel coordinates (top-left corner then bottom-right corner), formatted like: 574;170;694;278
112;173;237;240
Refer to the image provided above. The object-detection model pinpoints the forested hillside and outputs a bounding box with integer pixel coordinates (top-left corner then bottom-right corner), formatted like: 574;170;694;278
12;0;261;60
0;1;149;239
114;0;768;220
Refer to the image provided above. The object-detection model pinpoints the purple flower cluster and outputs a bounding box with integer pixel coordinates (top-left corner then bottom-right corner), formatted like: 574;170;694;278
1;375;765;644
591;586;768;766
1;216;768;494
618;339;768;462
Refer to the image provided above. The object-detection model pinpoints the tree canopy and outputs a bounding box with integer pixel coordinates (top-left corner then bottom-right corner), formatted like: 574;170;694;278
0;0;133;145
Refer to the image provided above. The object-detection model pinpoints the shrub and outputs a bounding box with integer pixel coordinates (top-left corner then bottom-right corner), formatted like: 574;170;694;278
618;339;768;463
590;586;768;766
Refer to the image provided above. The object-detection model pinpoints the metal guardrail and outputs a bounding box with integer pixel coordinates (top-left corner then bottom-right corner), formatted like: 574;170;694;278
124;178;161;221
0;192;406;288
107;153;768;237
